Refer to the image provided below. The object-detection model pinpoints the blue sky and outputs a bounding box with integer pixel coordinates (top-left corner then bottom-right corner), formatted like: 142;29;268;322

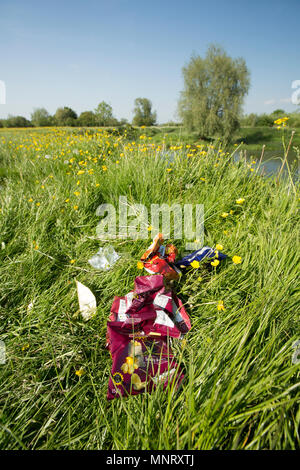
0;0;299;122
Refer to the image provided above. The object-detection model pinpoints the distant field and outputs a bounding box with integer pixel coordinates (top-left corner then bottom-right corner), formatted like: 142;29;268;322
0;127;299;450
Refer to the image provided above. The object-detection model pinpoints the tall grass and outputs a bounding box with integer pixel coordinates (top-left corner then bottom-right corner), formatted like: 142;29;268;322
0;128;299;449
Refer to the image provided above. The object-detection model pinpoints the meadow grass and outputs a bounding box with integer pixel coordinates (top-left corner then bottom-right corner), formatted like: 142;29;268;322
0;127;299;450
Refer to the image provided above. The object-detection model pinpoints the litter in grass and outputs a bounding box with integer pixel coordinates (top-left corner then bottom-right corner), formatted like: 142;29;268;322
105;234;229;399
140;233;181;280
291;340;300;365
88;245;120;270
76;280;97;320
175;246;227;269
106;274;190;399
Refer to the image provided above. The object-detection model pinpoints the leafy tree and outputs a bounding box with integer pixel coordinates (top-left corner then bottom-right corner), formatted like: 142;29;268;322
254;114;274;127
31;108;52;127
94;101;115;126
178;45;250;140
6;115;32;127
132;98;157;126
272;109;285;117
78;111;97;127
54;107;77;126
241;113;257;127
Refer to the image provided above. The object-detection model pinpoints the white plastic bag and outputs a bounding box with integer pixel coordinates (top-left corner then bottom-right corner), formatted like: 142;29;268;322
88;245;119;271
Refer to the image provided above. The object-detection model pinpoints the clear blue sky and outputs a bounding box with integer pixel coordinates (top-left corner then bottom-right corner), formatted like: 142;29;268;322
0;0;299;122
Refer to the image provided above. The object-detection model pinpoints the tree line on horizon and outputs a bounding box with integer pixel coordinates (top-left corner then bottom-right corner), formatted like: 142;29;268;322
1;45;299;136
0;97;157;129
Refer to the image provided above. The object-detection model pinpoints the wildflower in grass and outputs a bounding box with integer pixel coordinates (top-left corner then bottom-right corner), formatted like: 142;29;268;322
190;260;200;269
217;300;225;311
200;177;206;182
36;202;40;207
166;168;172;172
197;276;203;282
230;210;235;215
74;191;80;196
34;244;39;250
21;343;30;351
116;160;120;164
223;230;229;235
221;212;229;218
102;165;107;171
95;183;100;187
65;198;70;203
211;259;220;267
137;261;144;269
236;198;245;204
215;244;223;251
75;368;85;377
120;153;124;157
77;170;85;175
76;180;80;185
232;255;242;264
73;205;79;210
28;198;33;202
70;259;76;264
147;225;152;231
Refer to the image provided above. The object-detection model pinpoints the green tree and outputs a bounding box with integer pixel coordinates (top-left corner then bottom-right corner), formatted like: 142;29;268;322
178;45;250;140
31;108;52;127
6;115;32;128
54;107;78;126
132;98;157;126
78;111;97;127
272;109;285;116
94;101;116;126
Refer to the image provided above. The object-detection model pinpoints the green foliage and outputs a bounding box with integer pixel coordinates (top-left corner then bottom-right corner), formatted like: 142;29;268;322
0;127;299;450
254;114;274;127
178;45;250;141
94;101;117;126
54;107;78;126
5;115;32;128
132;97;157;126
78;111;97;127
31;108;52;127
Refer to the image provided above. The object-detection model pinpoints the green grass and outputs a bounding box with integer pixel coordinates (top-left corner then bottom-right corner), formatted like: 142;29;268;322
0;127;299;450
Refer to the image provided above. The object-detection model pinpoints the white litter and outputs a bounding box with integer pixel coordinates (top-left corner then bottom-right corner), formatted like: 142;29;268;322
88;245;119;271
76;280;97;320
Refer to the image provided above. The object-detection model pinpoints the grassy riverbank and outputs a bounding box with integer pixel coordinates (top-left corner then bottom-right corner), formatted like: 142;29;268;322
0;127;299;449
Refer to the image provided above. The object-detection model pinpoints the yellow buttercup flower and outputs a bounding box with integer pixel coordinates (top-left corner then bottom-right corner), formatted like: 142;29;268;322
232;255;242;264
221;212;229;218
190;260;200;269
75;368;85;377
211;259;220;267
137;261;144;269
215;244;223;251
217;301;225;311
236;198;245;204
